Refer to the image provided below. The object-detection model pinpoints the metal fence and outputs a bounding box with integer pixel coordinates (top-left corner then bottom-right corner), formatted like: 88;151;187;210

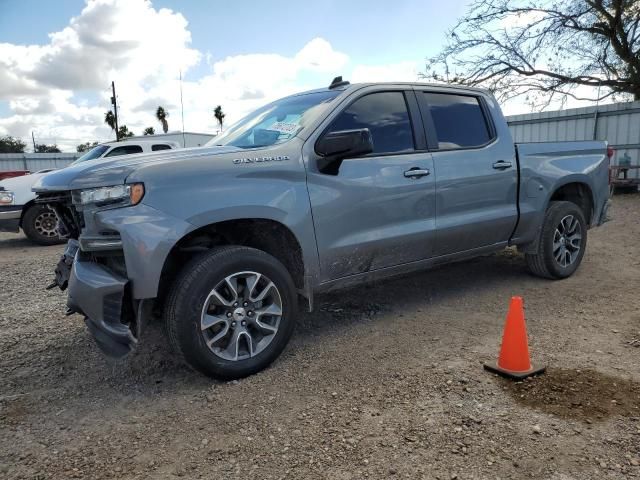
0;153;80;172
506;100;640;178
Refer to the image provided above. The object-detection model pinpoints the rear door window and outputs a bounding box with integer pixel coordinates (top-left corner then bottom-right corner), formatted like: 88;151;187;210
422;93;492;150
328;91;415;155
104;145;144;157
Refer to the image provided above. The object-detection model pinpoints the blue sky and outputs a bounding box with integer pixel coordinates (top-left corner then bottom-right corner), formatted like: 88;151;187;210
1;0;466;64
0;0;470;149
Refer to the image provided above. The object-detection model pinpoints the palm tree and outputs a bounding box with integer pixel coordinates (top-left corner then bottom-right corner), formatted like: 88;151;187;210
156;106;169;134
214;105;225;132
104;110;117;140
143;126;155;135
118;125;134;138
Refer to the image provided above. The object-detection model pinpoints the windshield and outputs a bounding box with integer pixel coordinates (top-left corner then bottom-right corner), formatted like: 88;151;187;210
71;145;109;165
206;90;340;149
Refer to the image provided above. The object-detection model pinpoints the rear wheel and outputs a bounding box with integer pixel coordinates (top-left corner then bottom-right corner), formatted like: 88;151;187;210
164;246;297;380
526;201;587;279
22;204;63;245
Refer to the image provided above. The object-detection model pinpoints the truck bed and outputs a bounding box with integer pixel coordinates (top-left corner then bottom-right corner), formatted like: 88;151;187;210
511;140;610;245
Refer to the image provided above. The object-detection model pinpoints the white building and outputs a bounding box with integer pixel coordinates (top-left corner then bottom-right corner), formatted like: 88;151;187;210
127;131;215;148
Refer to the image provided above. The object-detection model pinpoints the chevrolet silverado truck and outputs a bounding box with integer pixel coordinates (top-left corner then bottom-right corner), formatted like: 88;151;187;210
34;78;611;379
1;140;179;244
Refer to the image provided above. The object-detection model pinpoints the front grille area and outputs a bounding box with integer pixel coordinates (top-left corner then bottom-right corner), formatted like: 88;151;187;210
35;191;84;238
34;191;72;204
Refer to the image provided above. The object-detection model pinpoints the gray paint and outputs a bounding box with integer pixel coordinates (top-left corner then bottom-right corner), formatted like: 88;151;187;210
34;82;610;355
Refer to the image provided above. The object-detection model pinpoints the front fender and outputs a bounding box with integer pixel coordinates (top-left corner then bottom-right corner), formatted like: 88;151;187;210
95;204;196;299
117;141;320;297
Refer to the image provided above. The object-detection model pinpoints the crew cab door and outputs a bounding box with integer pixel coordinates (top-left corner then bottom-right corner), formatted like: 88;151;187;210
414;89;518;256
305;87;436;282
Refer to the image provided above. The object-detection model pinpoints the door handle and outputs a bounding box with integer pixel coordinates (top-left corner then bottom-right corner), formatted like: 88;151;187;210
492;160;513;170
404;167;430;179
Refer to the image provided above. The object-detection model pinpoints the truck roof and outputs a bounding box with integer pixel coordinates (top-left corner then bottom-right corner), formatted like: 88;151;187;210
291;80;492;99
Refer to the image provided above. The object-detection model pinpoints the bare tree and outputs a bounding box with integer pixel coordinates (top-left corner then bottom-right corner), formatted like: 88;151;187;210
424;0;640;108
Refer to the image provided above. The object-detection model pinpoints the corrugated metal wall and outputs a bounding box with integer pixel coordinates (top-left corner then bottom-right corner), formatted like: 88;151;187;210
507;100;640;178
0;153;80;172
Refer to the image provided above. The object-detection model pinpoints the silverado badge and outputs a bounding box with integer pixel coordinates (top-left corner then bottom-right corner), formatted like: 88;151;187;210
233;155;290;164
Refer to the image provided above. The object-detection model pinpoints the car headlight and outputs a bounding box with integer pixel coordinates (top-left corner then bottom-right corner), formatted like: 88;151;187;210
76;183;145;207
0;190;15;205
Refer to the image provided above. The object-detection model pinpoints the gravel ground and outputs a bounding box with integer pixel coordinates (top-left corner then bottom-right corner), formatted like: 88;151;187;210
1;194;639;480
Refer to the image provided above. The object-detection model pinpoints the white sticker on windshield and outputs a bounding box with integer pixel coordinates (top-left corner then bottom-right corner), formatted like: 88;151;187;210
267;122;299;134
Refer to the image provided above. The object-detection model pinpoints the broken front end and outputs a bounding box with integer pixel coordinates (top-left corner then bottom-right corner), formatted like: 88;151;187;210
40;188;143;359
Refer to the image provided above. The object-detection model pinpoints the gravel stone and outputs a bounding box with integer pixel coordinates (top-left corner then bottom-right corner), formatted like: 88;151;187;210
1;195;639;479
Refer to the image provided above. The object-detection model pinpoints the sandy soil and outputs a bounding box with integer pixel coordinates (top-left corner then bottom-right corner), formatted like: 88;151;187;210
1;194;639;480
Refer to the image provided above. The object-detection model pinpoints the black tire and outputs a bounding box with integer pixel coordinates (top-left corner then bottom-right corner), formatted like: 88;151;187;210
525;201;587;279
164;246;297;380
22;204;63;246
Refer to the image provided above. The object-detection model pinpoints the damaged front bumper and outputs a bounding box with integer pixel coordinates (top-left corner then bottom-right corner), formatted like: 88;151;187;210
40;190;193;360
53;239;137;358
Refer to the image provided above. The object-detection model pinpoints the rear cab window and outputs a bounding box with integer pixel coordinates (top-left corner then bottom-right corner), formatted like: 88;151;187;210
421;92;493;150
152;144;172;151
104;145;144;157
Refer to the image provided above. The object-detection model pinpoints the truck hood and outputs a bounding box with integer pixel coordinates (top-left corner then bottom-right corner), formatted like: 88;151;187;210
32;145;242;192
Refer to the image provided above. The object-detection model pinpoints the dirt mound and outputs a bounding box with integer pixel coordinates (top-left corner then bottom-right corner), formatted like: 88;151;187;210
503;367;640;421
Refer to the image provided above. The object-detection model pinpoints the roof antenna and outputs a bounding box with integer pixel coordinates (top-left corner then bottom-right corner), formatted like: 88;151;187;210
329;76;350;89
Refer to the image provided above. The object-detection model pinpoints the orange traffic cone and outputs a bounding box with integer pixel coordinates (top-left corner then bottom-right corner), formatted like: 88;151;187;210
484;296;546;380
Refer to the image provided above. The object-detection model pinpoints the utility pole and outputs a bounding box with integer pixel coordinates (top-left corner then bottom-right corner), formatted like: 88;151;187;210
31;131;37;152
111;81;120;141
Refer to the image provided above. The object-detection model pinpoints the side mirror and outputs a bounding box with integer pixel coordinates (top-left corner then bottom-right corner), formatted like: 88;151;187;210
315;128;373;159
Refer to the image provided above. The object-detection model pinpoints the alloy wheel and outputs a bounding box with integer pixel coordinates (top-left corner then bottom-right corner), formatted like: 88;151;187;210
34;210;58;238
200;271;283;361
552;214;582;268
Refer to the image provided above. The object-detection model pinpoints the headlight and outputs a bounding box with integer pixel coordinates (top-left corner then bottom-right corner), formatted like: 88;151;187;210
0;190;15;205
76;183;144;206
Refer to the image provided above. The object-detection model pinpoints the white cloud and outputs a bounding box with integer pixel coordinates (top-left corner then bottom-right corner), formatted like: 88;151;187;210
0;1;425;150
0;0;200;95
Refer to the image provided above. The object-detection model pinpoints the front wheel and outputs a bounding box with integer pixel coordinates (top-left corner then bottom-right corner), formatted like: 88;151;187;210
525;201;587;279
164;246;297;380
22;204;63;245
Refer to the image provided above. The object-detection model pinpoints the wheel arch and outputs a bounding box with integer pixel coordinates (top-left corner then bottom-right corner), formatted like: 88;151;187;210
547;181;594;226
18;199;36;227
158;218;307;305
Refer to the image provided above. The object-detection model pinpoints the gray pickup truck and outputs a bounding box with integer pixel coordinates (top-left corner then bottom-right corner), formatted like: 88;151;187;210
35;78;610;379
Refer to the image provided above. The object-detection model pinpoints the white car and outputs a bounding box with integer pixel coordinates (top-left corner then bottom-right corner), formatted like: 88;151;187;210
0;140;179;244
